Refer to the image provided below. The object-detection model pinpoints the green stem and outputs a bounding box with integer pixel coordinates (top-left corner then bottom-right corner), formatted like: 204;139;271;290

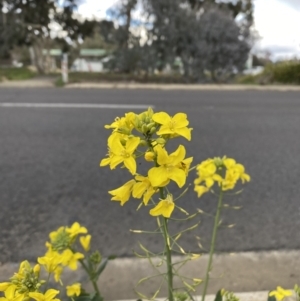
79;259;102;298
201;189;224;301
162;216;174;301
159;187;174;301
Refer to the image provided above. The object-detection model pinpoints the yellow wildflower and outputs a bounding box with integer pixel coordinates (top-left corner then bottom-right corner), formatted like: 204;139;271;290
61;249;84;271
80;235;91;252
194;185;209;198
66;222;87;238
48;227;71;252
148;144;187;188
100;133;125;168
269;287;292;301
177;157;193;176
109;135;140;174
0;283;12;292
0;285;23;301
144;151;155;162
152;112;192;141
108;179;136;205
149;194;175;218
66;283;81;297
132;175;158;205
194;157;250;197
104;112;135;133
29;289;60;301
38;252;63;282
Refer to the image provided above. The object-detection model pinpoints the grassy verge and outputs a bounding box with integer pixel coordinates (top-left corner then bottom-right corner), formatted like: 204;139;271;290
0;67;36;81
236;61;300;85
68;72;190;84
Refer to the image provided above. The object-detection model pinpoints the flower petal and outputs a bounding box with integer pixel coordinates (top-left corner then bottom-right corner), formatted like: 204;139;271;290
149;200;175;218
155;145;169;165
126;137;140;154
172;113;189;127
124;157;137;175
175;127;192;141
152;112;171;125
168;168;186;188
148;167;169;187
194;185;209;198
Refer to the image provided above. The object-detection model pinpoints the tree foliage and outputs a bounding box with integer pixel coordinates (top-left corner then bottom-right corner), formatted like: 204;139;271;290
108;0;253;82
0;0;95;72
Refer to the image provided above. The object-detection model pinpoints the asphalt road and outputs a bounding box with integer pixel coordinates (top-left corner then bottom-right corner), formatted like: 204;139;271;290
0;87;299;263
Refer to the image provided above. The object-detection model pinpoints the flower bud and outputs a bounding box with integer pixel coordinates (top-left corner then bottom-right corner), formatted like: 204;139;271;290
118;127;131;135
144;152;155;162
33;264;40;276
149;127;156;135
139;140;147;147
142;124;148;133
146;122;155;131
156;138;166;145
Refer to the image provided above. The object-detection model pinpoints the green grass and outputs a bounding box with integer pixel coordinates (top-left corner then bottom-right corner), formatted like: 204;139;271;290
68;72;189;84
0;67;36;81
236;61;300;85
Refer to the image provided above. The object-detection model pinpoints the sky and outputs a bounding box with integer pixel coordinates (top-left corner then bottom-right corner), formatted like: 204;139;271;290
78;0;300;60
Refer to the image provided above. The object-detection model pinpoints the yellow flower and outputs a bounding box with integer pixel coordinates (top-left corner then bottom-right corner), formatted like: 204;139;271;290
104;112;135;133
38;252;63;282
194;157;250;197
132;175;157;205
269;287;292;301
108;179;136;205
144;151;155;162
48;227;71;252
29;289;60;301
195;159;222;188
149;195;175;218
109;135;140;174
66;222;87;238
194;185;209;198
0;285;23;301
61;249;84;271
152;112;192;141
0;283;12;292
177;157;193;176
66;283;81;297
100;133;124;167
80;235;91;252
148;145;187;188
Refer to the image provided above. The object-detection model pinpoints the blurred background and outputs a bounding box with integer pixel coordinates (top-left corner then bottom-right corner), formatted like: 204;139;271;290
0;0;300;85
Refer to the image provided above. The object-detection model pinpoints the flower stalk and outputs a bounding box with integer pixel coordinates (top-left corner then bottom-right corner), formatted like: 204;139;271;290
201;188;224;301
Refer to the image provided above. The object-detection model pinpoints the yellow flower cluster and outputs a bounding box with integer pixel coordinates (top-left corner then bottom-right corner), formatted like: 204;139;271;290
41;222;91;283
0;222;91;301
194;157;250;198
100;108;193;218
0;263;61;301
0;261;46;301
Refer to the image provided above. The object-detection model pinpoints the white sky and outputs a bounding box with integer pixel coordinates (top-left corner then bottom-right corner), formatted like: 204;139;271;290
78;0;300;60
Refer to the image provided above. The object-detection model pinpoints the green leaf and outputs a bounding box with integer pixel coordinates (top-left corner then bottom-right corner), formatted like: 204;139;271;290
91;293;103;301
72;295;92;301
214;290;223;301
267;292;276;301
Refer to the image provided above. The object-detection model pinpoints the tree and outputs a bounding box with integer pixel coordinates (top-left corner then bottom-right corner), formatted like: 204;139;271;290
105;0;253;81
193;7;250;82
0;0;96;73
